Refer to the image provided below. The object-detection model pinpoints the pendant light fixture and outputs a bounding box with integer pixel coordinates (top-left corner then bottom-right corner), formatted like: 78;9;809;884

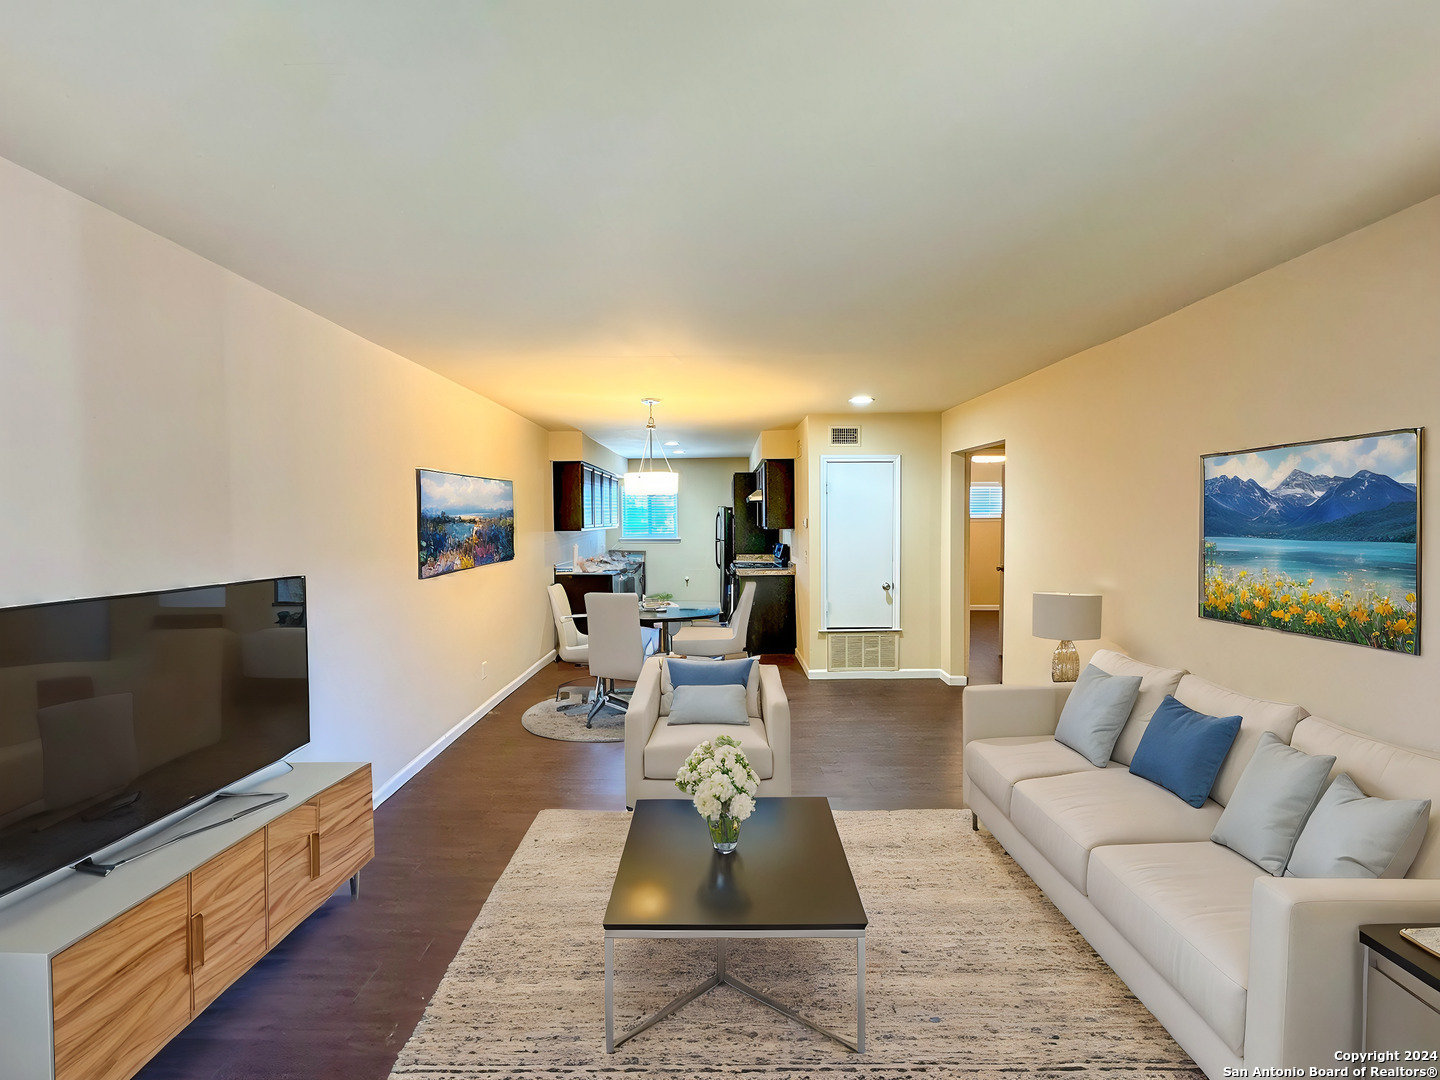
624;398;679;495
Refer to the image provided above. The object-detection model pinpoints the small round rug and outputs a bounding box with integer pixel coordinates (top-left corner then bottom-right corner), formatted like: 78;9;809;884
520;692;626;742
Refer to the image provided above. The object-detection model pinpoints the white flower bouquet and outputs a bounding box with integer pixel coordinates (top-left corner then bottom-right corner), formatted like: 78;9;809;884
674;734;760;852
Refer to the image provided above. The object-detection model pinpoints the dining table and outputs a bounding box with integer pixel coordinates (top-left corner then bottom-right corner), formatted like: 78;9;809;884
638;603;722;653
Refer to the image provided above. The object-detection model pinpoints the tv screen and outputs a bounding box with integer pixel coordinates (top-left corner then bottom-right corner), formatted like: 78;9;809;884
0;577;310;899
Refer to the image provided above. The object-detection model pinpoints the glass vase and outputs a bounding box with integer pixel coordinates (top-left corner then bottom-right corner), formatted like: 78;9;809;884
708;813;741;853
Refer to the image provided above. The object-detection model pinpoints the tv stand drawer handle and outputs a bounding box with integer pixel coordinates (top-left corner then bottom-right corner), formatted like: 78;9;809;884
190;912;205;969
309;832;321;879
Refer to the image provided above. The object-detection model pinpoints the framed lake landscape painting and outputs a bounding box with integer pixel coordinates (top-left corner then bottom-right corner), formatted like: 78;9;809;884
417;469;515;579
1201;429;1420;654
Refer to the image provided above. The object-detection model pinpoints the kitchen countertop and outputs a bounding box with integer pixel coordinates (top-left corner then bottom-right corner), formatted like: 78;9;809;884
732;565;796;576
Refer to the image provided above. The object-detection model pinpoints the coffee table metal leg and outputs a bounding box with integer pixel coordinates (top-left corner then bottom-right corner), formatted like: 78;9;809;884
605;936;615;1053
857;934;866;1052
607;932;864;1053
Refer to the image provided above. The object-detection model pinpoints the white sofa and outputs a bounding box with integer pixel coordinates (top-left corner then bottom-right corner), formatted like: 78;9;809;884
624;655;791;808
963;649;1440;1077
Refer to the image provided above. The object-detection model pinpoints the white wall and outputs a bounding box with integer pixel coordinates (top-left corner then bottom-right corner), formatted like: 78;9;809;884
0;154;555;799
941;194;1440;749
607;457;746;602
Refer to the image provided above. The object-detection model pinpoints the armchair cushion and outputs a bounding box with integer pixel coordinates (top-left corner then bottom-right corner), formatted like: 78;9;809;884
666;684;750;726
644;716;774;779
662;656;759;717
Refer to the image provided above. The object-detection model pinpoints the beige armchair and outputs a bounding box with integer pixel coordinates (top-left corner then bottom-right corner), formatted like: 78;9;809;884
623;655;791;809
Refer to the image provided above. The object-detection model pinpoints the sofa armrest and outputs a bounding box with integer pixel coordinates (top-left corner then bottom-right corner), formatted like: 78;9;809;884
1245;875;1440;1068
758;664;791;796
624;657;664;807
962;684;1072;747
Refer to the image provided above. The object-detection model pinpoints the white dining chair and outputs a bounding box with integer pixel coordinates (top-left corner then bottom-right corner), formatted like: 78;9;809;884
582;593;659;727
548;583;592;712
670;580;755;658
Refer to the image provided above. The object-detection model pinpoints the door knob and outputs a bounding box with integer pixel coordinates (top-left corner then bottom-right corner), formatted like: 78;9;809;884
881;582;892;591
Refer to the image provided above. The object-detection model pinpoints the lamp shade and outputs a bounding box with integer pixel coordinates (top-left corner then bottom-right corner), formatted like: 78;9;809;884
1032;592;1102;642
624;469;678;496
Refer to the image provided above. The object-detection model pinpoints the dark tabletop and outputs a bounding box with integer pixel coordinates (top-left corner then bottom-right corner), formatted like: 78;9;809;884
638;604;722;624
605;797;868;932
1360;924;1440;994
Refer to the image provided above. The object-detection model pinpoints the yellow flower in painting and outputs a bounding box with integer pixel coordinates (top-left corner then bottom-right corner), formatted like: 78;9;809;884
1352;606;1368;621
1337;618;1347;629
1239;589;1250;603
1253;598;1268;610
1304;611;1324;626
1240;611;1254;621
1274;610;1292;623
1288;604;1302;617
1237;570;1249;578
1406;593;1417;605
1306;578;1314;586
1328;600;1343;613
1393;618;1413;635
1376;598;1396;617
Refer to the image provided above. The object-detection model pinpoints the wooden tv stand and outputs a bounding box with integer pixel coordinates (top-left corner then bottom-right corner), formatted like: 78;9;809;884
0;762;374;1080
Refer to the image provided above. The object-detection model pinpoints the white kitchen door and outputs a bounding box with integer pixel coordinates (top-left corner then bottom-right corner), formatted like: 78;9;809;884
821;455;900;629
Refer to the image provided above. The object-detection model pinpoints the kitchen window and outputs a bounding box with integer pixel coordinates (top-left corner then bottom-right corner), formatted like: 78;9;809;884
622;489;679;540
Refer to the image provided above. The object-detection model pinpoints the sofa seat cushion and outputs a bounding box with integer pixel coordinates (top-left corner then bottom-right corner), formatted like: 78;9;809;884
1010;769;1223;894
1089;842;1265;1056
644;717;773;781
966;736;1102;817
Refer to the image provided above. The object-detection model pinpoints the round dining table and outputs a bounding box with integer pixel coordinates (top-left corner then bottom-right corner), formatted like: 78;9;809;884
639;603;722;653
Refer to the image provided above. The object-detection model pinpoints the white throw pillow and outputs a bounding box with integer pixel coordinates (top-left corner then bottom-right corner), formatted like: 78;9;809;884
1286;773;1431;879
1211;731;1334;876
665;684;750;726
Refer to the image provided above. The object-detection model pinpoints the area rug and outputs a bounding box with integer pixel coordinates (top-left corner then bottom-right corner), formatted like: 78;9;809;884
390;809;1203;1078
520;694;625;742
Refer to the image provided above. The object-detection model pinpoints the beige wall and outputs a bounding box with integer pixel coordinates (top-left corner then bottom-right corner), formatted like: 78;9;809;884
794;413;942;672
0;154;556;800
606;457;747;603
967;461;1004;608
940;193;1440;749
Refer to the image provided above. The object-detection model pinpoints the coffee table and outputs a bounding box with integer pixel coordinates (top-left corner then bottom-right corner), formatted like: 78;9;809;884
603;797;867;1053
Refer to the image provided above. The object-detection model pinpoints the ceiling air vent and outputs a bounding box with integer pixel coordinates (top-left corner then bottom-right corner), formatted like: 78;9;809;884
827;632;899;672
830;426;860;446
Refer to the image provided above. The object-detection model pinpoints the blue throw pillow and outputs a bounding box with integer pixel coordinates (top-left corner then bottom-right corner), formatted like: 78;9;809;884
1053;664;1143;767
665;656;756;688
1129;695;1242;808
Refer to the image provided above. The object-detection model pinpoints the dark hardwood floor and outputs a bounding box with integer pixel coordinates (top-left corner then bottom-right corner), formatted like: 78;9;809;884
138;626;999;1079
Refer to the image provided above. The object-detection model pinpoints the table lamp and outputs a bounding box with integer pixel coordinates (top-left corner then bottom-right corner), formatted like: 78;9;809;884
1032;592;1102;683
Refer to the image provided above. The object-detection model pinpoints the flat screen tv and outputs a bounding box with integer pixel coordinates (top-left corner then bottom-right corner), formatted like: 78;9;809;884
0;576;310;900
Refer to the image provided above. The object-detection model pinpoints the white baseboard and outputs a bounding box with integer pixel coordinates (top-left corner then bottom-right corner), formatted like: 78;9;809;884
374;649;558;806
968;604;1000;612
794;651;965;684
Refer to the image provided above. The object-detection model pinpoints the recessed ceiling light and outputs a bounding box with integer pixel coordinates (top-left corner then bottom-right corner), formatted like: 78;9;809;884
973;454;1006;463
663;441;679;447
674;449;686;454
848;395;874;406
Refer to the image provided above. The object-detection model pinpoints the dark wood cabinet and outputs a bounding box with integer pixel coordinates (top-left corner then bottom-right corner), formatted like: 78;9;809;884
751;460;794;530
554;461;619;531
739;572;797;654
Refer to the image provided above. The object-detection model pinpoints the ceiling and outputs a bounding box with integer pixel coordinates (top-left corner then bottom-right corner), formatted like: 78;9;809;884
2;2;1438;456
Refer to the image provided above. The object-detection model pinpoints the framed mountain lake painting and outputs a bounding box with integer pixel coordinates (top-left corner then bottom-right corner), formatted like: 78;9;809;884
1200;429;1420;654
417;469;515;579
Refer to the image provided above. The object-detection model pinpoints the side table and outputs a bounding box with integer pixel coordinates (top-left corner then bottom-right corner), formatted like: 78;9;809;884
1358;925;1440;1049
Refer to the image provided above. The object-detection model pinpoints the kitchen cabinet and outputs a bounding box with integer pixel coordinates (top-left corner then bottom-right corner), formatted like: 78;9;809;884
751;460;794;530
736;569;797;654
553;461;619;531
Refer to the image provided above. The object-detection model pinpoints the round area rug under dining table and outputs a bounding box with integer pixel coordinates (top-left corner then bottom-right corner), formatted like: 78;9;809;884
520;692;626;742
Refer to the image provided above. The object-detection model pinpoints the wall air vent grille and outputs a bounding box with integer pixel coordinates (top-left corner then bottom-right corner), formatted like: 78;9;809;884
826;632;899;672
829;426;860;446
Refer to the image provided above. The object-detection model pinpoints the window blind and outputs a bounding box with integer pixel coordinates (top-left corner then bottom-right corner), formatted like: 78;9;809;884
970;482;1003;519
622;490;679;539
